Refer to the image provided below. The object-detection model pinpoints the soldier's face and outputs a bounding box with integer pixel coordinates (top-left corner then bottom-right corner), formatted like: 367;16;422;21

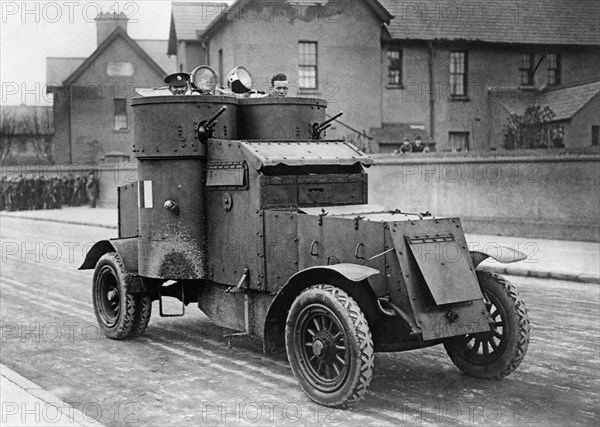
271;81;289;97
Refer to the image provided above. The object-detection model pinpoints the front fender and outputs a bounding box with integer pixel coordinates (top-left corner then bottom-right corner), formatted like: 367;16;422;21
262;263;379;353
470;246;527;268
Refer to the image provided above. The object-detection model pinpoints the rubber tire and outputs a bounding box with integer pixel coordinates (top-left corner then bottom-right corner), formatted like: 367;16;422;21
444;271;530;379
93;252;139;340
132;294;152;336
285;285;374;407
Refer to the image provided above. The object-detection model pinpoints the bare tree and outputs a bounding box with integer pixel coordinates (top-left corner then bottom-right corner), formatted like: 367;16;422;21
30;107;54;163
0;108;17;164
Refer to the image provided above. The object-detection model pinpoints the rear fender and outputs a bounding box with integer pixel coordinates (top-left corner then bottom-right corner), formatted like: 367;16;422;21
470;246;527;268
79;238;143;293
263;264;379;353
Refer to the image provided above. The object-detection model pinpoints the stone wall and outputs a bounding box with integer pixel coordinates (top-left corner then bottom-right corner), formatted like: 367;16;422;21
368;154;600;242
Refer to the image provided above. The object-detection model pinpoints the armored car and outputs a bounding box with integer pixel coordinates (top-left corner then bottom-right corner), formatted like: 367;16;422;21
81;67;530;407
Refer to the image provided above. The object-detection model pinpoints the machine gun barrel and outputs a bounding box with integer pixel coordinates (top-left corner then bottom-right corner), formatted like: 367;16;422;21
206;106;228;128
316;111;343;132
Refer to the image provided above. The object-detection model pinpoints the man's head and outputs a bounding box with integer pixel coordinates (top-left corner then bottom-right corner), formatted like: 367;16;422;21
164;73;190;95
415;137;423;146
270;73;289;97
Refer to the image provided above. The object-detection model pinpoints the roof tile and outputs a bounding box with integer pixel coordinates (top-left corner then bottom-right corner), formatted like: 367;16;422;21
380;0;600;45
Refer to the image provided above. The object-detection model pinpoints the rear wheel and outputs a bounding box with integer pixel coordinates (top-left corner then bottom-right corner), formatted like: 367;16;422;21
285;285;374;407
444;271;530;379
93;252;151;339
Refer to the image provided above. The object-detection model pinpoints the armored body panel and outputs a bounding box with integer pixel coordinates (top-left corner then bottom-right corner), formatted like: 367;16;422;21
130;96;238;280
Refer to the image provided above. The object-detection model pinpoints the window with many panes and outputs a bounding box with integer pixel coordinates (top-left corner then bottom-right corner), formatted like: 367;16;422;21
450;51;467;97
387;47;403;86
298;41;317;90
547;53;561;86
520;53;534;86
114;98;128;130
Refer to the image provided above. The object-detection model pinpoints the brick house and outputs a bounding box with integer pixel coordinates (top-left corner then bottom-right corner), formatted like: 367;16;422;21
169;0;599;152
47;13;176;164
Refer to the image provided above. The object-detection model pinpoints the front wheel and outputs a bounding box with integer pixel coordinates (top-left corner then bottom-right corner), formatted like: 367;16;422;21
285;285;374;407
444;271;530;379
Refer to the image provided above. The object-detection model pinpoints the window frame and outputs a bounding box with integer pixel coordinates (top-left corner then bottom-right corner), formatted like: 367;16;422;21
547;53;561;86
519;53;535;87
114;98;128;131
298;41;318;91
386;47;403;88
449;51;468;99
449;131;470;151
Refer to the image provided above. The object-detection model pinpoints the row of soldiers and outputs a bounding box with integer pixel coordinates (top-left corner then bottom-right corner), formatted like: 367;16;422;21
0;174;99;211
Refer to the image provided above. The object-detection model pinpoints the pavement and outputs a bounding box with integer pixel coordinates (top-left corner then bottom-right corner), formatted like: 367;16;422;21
1;206;598;424
0;365;104;426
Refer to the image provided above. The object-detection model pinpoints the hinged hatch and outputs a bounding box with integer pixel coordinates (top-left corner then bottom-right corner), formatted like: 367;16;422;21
406;235;483;305
240;141;373;169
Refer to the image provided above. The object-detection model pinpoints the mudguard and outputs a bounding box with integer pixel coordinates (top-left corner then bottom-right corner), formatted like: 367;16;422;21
79;238;138;273
470;246;527;268
263;264;379;353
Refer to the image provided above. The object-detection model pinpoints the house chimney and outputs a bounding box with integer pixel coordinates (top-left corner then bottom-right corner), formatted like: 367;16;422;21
95;12;128;46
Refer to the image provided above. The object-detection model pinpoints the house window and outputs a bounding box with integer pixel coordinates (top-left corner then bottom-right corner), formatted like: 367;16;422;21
114;98;128;130
298;41;317;90
449;132;470;151
218;49;224;87
387;48;403;86
547;53;561;86
520;53;534;86
592;126;599;146
450;51;467;97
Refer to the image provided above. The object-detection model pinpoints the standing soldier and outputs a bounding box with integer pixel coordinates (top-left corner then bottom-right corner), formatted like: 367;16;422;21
85;171;99;208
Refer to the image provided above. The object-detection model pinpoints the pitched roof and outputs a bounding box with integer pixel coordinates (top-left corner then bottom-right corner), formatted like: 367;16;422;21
1;105;53;135
47;58;86;87
136;40;177;74
380;0;600;45
499;80;600;121
539;81;600;120
170;1;229;42
63;27;168;85
199;0;392;41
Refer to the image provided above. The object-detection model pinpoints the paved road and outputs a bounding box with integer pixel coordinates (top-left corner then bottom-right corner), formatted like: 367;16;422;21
1;217;598;426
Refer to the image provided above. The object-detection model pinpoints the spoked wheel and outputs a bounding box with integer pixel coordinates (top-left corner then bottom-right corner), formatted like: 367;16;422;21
93;252;151;339
285;285;374;407
444;271;530;379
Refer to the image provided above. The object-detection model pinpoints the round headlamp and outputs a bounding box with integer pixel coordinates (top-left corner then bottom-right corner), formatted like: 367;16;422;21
190;65;218;93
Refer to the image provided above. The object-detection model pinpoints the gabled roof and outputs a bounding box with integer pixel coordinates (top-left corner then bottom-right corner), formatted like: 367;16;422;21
199;0;393;42
63;27;169;85
47;57;86;87
500;80;600;121
380;0;600;46
170;1;228;41
136;40;177;74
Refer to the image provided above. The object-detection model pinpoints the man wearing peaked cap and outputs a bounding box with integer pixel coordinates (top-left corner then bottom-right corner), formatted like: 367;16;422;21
165;72;190;95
